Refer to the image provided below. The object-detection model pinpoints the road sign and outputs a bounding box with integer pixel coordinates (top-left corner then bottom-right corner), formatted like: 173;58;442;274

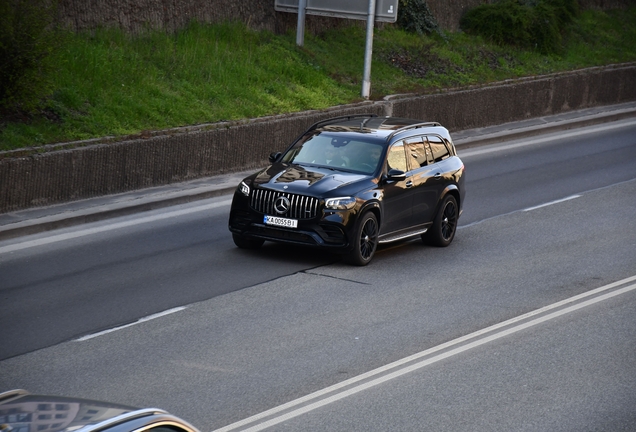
275;0;398;23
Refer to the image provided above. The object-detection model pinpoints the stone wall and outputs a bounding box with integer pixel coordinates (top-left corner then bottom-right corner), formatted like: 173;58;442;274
1;63;635;214
389;64;636;130
56;0;359;34
55;0;633;34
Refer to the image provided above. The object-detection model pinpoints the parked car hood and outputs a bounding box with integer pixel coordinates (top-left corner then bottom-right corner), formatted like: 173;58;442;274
0;391;134;432
252;163;369;195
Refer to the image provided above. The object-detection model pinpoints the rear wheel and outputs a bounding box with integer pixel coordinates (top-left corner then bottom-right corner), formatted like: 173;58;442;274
232;233;264;250
346;212;379;266
422;195;458;247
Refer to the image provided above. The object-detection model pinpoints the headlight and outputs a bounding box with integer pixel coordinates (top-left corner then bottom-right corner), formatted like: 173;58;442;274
325;197;356;210
238;181;250;197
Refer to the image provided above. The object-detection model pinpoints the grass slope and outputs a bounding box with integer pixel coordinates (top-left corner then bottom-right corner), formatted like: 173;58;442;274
1;7;635;151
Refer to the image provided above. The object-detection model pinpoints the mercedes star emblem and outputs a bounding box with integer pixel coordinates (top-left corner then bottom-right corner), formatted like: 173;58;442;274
274;196;291;214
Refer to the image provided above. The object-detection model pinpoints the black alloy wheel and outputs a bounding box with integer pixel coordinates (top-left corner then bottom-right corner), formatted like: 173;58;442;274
346;212;379;266
422;195;458;247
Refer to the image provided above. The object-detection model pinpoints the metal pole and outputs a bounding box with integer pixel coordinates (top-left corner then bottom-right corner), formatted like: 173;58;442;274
296;0;307;47
361;0;376;99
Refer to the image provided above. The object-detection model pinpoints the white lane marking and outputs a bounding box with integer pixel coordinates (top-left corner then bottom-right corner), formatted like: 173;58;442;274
74;306;187;341
459;178;636;229
0;199;232;254
458;118;636;158
524;195;581;212
213;275;636;432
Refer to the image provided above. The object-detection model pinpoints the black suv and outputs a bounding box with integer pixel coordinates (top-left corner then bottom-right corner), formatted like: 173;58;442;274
228;115;465;265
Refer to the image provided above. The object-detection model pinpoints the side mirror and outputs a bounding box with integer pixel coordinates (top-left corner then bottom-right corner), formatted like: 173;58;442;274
269;152;282;163
387;169;406;181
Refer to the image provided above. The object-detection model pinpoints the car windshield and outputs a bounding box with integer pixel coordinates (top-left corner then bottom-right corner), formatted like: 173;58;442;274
281;132;384;174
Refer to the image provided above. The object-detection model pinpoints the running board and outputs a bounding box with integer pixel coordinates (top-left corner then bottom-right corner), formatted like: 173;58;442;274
378;228;428;244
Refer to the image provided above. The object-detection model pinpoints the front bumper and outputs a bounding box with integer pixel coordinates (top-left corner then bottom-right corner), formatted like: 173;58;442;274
228;192;357;250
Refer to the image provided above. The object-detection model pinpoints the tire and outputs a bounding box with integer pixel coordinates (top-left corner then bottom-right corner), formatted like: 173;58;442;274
422;195;458;247
346;212;379;266
232;233;264;250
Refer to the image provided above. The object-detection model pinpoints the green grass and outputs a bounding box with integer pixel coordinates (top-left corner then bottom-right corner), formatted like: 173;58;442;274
1;6;635;151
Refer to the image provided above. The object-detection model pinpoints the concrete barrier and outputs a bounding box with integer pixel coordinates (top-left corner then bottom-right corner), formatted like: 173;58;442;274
1;63;635;214
388;64;636;130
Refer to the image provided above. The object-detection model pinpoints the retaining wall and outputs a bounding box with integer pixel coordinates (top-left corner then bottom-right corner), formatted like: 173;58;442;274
1;63;635;214
52;0;496;34
389;63;636;130
55;0;633;34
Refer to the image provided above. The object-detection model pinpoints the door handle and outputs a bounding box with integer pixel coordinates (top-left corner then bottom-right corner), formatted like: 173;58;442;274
406;180;413;188
434;173;442;180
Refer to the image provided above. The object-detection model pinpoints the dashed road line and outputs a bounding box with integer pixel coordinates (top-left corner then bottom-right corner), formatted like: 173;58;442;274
74;307;188;341
524;195;581;211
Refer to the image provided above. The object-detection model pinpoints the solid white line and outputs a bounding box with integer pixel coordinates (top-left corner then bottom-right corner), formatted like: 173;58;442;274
241;283;636;432
458;118;636;158
0;199;232;254
212;275;636;432
524;195;581;211
74;306;187;341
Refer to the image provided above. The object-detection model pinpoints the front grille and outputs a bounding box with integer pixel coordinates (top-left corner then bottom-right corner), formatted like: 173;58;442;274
250;189;319;219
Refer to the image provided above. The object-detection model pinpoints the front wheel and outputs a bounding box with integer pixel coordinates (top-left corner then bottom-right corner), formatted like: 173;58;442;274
422;195;458;247
345;212;379;266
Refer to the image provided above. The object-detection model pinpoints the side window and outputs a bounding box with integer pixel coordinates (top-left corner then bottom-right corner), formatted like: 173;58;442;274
404;137;428;169
427;135;451;163
386;141;408;172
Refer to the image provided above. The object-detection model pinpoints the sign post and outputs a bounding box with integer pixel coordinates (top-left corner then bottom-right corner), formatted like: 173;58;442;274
275;0;398;99
361;0;376;99
296;0;307;47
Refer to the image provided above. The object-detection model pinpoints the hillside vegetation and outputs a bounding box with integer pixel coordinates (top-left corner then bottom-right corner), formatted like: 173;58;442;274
1;4;635;151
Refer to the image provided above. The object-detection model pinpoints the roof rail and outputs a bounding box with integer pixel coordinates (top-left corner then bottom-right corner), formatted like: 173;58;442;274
308;114;378;132
286;114;378;150
386;122;441;141
0;389;30;404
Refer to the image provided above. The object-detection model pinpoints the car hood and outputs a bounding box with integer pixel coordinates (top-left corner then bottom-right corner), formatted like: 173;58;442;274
0;391;135;432
252;164;370;195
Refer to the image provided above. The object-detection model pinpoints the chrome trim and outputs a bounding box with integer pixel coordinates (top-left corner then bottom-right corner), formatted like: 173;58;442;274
386;122;441;141
133;420;199;432
79;408;167;432
0;389;29;403
378;228;428;244
251;189;319;219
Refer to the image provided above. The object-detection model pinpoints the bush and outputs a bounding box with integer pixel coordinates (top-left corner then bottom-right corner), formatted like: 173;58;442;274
397;0;439;35
0;0;59;113
460;0;579;54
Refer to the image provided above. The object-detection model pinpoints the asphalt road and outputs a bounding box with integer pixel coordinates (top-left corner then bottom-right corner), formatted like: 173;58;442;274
1;119;635;431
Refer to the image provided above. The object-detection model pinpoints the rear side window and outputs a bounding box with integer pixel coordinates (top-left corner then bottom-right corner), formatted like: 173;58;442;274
404;137;429;169
427;135;450;162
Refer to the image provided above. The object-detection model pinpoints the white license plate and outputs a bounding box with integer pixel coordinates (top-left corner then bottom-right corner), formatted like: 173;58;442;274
264;215;298;228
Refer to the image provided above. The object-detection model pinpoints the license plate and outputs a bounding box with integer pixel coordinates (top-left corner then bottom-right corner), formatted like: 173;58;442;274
264;215;298;228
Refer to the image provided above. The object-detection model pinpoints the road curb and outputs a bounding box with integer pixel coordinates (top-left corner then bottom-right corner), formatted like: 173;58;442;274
0;186;237;241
